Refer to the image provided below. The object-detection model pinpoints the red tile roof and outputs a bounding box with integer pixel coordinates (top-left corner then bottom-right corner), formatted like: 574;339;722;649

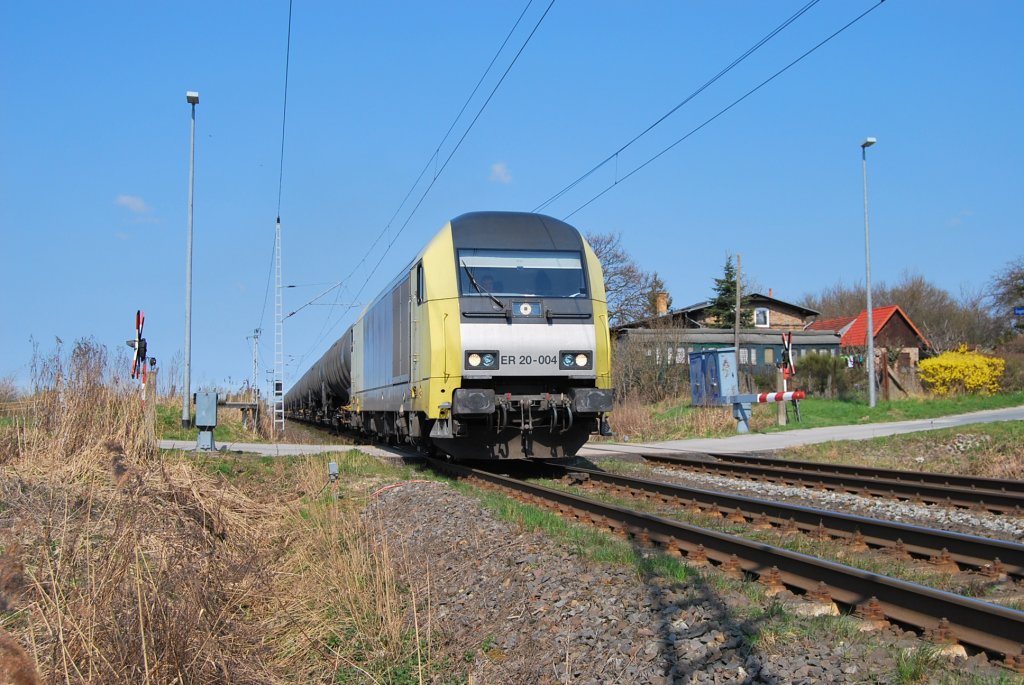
809;306;929;348
807;315;857;334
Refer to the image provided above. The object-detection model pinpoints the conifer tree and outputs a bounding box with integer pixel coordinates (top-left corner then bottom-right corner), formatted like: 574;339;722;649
707;256;752;328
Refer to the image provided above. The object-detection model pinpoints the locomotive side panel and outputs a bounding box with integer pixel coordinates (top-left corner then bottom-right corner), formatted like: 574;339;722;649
412;224;463;420
582;237;613;392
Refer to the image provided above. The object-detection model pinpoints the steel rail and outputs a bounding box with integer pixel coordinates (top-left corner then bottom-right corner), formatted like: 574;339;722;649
695;450;1024;495
555;465;1024;577
427;458;1024;663
626;452;1024;515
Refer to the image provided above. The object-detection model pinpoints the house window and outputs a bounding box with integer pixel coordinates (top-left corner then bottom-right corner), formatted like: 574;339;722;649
739;348;749;364
764;348;774;364
754;307;770;328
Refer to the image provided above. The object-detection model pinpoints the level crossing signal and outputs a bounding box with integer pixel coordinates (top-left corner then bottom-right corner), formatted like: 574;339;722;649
780;331;796;380
127;310;148;383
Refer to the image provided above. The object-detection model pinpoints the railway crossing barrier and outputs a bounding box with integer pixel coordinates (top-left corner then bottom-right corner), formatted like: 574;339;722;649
688;347;806;433
727;390;806;433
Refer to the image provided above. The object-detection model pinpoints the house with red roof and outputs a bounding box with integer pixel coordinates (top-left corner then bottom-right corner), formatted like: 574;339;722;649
807;305;930;371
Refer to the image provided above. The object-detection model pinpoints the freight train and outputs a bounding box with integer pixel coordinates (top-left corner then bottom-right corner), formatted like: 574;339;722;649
284;211;614;460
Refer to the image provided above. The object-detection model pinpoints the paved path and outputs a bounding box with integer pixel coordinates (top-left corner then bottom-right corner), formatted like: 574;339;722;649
158;439;401;458
579;405;1024;456
159;405;1024;458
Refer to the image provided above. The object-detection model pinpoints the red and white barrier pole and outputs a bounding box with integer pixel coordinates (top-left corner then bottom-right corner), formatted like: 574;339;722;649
754;390;805;403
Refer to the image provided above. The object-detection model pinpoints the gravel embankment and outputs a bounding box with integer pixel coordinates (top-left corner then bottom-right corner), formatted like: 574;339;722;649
641;466;1024;542
365;479;1007;684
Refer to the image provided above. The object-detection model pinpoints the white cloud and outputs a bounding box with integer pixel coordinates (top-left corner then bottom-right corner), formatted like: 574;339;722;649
946;210;973;229
489;162;512;184
115;194;152;214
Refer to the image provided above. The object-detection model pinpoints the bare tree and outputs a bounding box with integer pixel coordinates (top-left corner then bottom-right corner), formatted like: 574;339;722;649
586;232;659;327
800;271;1003;351
988;256;1024;334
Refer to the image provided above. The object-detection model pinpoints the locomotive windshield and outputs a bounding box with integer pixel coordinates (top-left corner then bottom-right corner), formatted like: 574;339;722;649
458;248;587;298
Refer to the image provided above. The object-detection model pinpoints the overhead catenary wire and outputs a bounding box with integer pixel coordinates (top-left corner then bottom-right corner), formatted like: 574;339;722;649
257;0;295;335
289;0;557;372
287;0;544;328
533;0;822;214
561;0;887;220
302;0;538;354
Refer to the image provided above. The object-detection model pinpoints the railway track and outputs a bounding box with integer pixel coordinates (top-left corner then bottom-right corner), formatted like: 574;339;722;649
426;457;1024;668
581;447;1024;515
545;464;1024;579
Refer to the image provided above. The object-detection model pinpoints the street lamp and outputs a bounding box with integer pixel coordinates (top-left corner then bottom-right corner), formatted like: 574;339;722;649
182;90;199;428
861;136;877;408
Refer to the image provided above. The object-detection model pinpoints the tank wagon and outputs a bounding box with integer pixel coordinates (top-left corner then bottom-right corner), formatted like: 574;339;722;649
285;211;614;460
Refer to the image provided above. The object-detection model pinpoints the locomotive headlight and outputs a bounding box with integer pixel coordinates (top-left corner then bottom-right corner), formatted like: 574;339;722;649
559;350;593;370
465;351;499;370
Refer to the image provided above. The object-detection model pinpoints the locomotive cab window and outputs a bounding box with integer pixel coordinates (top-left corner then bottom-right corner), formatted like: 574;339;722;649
416;262;425;304
457;249;587;298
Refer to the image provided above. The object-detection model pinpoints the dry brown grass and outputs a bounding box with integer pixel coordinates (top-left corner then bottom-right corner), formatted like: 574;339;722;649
608;394;777;442
0;339;412;683
259;458;414;681
606;396;656;440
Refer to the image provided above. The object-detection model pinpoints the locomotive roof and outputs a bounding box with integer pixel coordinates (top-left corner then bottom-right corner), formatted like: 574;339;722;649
450;211;583;250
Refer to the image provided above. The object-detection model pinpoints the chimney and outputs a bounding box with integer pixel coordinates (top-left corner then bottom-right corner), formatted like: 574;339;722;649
769;287;773;298
655;291;668;316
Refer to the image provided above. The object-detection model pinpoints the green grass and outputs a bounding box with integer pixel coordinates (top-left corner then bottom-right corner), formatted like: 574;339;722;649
939;672;1024;685
893;644;942;684
535;475;992;597
760;392;1024;432
156;402;257;442
782;421;1024;478
639;391;1024;441
178;450;298;483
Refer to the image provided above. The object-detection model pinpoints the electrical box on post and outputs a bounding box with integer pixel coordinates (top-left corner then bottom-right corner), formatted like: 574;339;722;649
196;391;218;427
688;347;739;406
195;391;218;450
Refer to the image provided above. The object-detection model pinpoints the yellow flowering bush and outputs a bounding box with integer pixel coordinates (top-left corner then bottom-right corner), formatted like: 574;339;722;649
918;345;1005;396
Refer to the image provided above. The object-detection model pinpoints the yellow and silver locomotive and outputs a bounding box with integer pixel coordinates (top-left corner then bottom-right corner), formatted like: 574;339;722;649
285;211;613;459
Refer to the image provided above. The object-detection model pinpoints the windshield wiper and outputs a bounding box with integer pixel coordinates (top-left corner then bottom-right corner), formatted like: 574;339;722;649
461;261;505;309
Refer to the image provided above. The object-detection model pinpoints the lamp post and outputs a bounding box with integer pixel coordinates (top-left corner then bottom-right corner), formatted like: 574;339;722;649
861;136;877;408
182;90;199;428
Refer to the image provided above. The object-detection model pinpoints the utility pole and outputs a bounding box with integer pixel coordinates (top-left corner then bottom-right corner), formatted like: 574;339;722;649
182;90;199;428
861;137;878;408
248;328;261;425
273;218;285;434
734;253;742;391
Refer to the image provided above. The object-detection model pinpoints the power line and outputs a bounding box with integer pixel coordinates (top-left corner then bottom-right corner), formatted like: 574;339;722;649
257;0;295;335
257;237;276;332
289;0;557;371
533;0;822;214
288;0;542;328
277;0;294;218
561;0;887;220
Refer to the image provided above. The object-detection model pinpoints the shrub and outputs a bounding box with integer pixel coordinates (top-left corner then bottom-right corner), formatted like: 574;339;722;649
994;335;1024;392
918;345;1005;396
612;338;689;403
791;353;856;399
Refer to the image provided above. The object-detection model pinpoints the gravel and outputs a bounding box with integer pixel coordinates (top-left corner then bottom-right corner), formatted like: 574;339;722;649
642;466;1024;542
364;479;1012;684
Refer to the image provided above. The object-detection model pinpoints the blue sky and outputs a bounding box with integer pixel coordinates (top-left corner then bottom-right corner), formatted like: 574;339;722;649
2;1;1022;393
